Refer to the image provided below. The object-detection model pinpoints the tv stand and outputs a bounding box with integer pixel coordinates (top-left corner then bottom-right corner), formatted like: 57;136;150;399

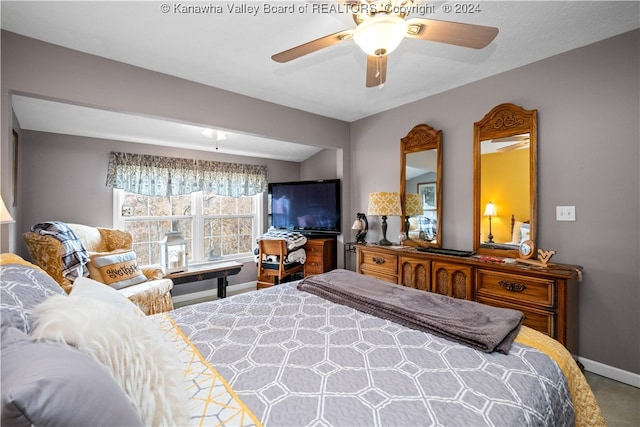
304;237;337;277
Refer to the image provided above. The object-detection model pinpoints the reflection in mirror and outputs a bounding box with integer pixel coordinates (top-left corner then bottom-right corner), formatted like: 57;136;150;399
473;104;537;257
400;124;442;248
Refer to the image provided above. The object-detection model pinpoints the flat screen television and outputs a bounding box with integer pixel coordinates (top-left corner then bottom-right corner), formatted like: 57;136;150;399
268;179;341;235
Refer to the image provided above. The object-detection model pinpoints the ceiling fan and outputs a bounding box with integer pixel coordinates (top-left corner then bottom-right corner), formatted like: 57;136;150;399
271;0;499;88
493;134;530;153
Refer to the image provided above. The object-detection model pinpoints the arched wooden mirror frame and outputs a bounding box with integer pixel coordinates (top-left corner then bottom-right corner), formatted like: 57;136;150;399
400;124;442;248
473;103;538;257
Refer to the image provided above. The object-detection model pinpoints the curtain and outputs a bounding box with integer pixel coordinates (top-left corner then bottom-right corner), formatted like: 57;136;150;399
106;151;268;197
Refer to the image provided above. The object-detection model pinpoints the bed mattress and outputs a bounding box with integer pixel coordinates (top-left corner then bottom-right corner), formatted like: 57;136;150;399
167;279;594;426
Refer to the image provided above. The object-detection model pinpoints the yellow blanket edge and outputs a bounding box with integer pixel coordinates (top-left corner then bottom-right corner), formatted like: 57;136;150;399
0;253;55;280
161;313;263;427
515;326;606;427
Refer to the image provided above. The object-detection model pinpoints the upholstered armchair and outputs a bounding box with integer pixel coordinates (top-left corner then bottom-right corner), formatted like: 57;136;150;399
23;223;174;315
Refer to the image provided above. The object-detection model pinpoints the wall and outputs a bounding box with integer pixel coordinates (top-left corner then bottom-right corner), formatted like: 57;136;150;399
299;148;349;264
19;130;303;294
351;30;639;377
2;28;638;378
0;30;352;253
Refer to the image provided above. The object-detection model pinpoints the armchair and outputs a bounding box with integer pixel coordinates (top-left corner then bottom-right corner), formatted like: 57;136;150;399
23;223;174;315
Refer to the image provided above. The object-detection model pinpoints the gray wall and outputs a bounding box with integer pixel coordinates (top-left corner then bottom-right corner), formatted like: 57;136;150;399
19;130;304;292
1;29;638;376
351;30;639;375
0;30;352;253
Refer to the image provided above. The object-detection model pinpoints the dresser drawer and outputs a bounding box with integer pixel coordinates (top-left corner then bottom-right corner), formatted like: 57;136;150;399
476;296;555;338
359;268;397;284
303;238;336;277
304;259;324;275
475;270;555;308
359;251;398;275
305;243;325;257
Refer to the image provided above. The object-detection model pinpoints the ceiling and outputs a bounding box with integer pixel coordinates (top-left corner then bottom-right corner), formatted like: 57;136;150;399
2;1;639;161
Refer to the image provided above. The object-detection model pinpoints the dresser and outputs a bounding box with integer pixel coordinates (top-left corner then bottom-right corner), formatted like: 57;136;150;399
304;237;337;276
356;244;581;355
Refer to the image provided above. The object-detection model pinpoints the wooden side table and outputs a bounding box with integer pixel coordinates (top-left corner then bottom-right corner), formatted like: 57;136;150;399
164;261;243;298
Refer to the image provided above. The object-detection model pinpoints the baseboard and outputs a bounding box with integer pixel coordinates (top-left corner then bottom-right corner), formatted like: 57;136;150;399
171;281;257;304
580;356;640;388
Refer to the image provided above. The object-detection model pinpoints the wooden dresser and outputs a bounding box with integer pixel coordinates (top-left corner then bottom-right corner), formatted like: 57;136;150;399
356;244;581;355
304;237;337;276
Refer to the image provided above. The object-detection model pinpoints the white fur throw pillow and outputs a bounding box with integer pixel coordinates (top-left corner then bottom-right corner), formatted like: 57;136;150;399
70;276;145;317
30;295;190;426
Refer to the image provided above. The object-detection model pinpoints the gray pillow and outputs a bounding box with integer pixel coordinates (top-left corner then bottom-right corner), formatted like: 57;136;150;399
1;327;144;427
0;263;66;334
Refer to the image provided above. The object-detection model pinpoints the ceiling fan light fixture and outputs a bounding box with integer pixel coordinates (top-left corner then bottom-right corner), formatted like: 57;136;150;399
354;15;408;56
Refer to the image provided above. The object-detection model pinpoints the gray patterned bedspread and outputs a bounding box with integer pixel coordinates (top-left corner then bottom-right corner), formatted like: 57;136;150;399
170;281;574;426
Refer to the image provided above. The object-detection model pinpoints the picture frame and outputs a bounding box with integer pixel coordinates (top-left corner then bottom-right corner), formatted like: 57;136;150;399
417;182;436;211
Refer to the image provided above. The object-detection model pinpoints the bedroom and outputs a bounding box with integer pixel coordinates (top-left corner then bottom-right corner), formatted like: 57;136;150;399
0;1;638;422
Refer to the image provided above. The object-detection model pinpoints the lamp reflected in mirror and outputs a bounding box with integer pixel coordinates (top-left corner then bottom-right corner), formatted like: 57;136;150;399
404;193;423;239
483;202;497;243
368;192;402;246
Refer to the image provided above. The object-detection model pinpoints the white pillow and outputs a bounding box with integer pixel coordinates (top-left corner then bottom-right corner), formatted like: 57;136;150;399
31;295;190;426
511;221;524;243
71;277;144;317
520;224;531;243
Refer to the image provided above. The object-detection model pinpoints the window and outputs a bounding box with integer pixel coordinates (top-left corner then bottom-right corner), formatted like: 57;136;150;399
113;190;262;265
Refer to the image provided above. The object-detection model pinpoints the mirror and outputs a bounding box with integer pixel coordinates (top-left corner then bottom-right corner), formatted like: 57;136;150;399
473;103;537;257
400;124;442;248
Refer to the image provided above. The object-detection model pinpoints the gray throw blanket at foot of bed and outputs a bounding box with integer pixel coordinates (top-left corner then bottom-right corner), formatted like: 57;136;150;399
298;269;524;354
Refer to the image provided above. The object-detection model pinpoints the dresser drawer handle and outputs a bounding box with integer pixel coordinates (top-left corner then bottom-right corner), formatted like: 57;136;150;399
372;257;386;265
498;280;527;292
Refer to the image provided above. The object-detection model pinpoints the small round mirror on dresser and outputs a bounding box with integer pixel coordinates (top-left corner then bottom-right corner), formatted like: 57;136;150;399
400;124;442;248
473;103;538;258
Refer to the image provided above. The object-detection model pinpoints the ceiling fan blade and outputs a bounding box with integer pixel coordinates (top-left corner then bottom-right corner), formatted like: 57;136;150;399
492;134;529;143
272;30;353;63
366;55;387;88
497;141;529;153
406;19;498;49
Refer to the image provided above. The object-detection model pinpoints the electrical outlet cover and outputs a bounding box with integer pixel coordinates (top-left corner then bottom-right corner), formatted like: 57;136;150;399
556;206;576;221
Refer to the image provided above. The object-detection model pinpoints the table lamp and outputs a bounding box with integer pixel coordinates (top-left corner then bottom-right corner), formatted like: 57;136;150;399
484;202;497;243
351;212;368;244
367;192;402;246
404;193;423;239
0;197;15;224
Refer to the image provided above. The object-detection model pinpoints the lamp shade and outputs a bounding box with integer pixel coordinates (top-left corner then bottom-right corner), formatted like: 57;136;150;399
484;202;497;217
368;192;402;217
404;193;423;217
353;15;408;56
0;197;15;224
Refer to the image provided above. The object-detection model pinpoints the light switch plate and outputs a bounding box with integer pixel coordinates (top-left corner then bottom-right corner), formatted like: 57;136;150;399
556;206;576;221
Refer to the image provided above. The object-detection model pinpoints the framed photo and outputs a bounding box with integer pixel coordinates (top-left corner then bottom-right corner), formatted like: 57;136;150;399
417;182;436;210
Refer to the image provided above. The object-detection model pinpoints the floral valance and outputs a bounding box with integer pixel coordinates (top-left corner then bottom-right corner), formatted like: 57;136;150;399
106;151;268;197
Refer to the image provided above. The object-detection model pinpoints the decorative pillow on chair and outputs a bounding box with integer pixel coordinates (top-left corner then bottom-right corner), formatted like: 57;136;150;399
88;250;147;290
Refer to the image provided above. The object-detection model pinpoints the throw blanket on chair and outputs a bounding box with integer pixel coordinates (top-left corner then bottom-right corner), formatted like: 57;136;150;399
298;269;524;354
31;221;90;281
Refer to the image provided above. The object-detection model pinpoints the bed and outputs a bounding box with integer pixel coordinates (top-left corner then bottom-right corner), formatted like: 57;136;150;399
1;254;605;427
